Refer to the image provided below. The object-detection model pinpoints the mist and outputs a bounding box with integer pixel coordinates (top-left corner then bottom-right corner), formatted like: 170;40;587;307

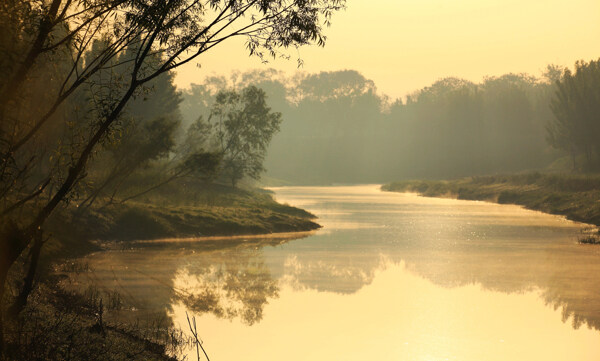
3;1;600;359
181;67;563;184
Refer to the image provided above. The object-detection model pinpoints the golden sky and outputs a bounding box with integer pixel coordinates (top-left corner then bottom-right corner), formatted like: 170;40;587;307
174;0;600;99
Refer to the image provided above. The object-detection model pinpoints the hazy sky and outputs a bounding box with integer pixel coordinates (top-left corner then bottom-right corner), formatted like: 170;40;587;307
174;0;600;99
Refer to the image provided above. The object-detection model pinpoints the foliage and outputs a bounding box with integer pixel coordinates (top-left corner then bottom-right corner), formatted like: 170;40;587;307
191;86;283;186
77;48;184;208
548;59;600;170
181;68;558;184
578;234;600;245
0;0;345;351
51;182;319;244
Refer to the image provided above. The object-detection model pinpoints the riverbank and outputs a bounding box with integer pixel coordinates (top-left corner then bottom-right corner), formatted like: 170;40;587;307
42;184;320;259
382;172;600;227
2;185;319;361
2;279;183;360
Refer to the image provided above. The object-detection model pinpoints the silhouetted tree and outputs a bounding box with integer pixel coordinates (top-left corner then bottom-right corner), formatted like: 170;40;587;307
77;48;183;208
548;59;600;170
0;0;345;349
206;86;282;187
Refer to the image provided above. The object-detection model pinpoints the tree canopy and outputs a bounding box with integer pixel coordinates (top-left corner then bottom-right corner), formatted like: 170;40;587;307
0;0;345;347
548;59;600;170
181;69;558;183
189;86;282;186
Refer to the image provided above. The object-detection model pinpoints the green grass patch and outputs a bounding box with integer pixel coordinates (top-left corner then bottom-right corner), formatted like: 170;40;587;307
52;188;318;244
38;184;319;263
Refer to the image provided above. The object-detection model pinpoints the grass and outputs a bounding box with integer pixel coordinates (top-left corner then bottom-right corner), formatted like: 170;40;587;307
1;183;319;360
2;279;184;361
382;172;600;229
578;234;600;245
40;183;319;260
578;236;600;244
87;200;318;241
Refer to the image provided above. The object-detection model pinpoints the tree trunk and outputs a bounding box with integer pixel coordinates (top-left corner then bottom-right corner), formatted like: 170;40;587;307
28;85;137;232
0;221;29;355
9;230;43;316
0;263;7;355
0;85;138;336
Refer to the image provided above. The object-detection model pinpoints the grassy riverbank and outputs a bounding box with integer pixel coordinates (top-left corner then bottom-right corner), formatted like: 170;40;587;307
382;172;600;227
2;184;317;360
42;184;319;259
2;279;183;360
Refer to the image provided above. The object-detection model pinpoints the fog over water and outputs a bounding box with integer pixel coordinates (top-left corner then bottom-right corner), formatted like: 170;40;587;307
4;0;600;359
69;186;600;361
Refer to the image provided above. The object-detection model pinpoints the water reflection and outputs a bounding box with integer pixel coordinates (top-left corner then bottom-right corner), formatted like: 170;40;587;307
66;185;600;360
269;185;600;331
173;250;277;325
171;262;600;361
62;233;308;325
280;253;384;294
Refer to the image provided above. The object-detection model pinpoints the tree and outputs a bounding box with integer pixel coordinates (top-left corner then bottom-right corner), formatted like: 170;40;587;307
77;49;184;209
548;59;600;170
203;86;282;187
0;0;345;349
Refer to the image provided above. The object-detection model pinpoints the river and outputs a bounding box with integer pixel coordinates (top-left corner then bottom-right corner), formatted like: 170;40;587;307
66;185;600;360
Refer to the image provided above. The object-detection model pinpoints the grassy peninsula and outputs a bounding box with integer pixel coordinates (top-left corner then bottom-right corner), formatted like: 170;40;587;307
382;172;600;227
44;183;319;259
3;183;318;360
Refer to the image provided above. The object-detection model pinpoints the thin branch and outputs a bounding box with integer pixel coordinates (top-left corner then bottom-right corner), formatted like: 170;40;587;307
118;169;186;204
137;0;242;83
1;178;50;216
162;1;293;75
45;1;127;51
11;21;140;152
186;312;210;361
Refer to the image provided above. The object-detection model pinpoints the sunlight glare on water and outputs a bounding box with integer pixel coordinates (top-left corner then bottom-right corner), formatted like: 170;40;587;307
170;261;599;361
71;185;600;361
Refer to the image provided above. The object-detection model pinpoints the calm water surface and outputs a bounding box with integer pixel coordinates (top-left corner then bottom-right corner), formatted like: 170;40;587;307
69;185;600;360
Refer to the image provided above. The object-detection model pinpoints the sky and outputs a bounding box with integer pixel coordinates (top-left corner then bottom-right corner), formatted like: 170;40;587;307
174;0;600;99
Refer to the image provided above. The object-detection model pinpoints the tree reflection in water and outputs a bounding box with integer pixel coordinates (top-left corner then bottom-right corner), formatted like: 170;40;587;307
65;187;600;334
172;250;278;325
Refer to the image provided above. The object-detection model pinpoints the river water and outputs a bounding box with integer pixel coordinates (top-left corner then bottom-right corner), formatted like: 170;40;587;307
68;185;600;360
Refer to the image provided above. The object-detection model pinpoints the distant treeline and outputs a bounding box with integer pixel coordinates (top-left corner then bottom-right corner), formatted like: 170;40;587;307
182;62;598;184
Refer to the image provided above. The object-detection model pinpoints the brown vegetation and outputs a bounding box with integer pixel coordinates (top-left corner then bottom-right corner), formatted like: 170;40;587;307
383;172;600;227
